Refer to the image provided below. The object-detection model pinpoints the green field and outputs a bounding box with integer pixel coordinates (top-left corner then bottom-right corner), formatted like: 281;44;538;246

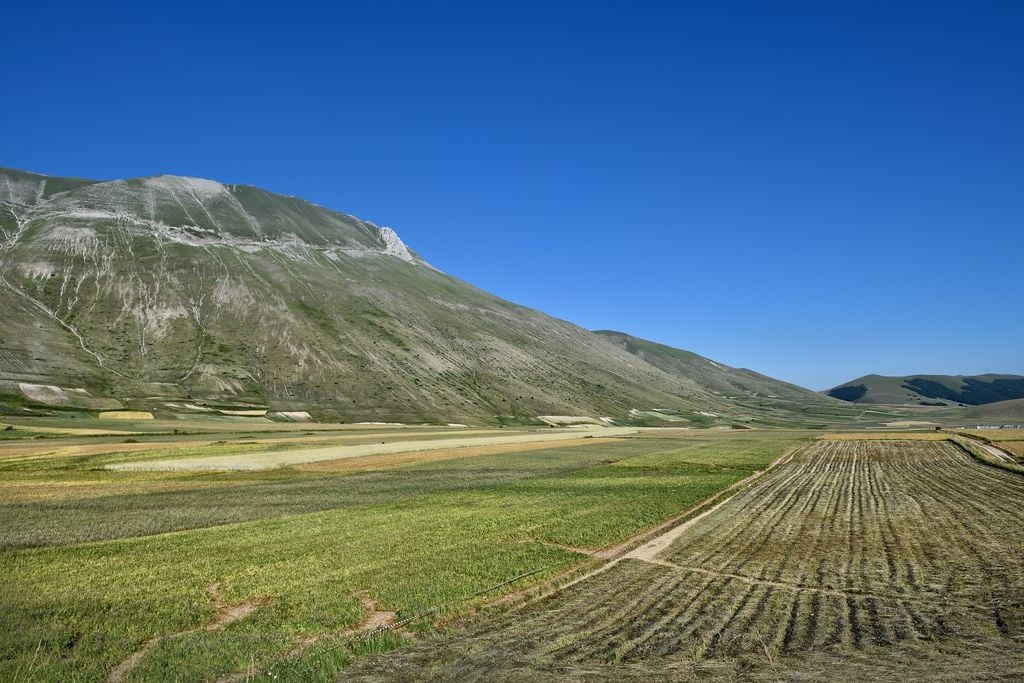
0;421;807;680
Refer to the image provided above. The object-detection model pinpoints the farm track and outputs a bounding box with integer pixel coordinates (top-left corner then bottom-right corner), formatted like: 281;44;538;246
959;435;1018;463
345;439;1024;680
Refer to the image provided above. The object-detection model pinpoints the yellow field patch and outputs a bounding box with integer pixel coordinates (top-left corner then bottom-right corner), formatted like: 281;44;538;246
0;422;138;436
0;478;225;503
98;411;155;420
0;429;514;462
296;437;621;472
110;428;639;471
998;441;1024;458
820;432;948;441
961;429;1024;442
0;440;204;461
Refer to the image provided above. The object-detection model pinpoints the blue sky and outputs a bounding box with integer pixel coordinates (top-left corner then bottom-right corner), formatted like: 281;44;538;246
3;1;1022;389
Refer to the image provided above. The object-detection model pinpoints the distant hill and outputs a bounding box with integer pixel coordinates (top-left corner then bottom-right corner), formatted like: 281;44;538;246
958;398;1024;422
826;374;1024;406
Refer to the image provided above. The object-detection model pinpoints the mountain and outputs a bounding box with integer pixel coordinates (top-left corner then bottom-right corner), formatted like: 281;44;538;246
0;167;905;427
826;373;1024;406
0;167;775;425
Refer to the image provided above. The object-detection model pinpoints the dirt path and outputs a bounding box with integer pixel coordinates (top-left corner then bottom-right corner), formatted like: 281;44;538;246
518;538;601;557
109;427;639;471
289;591;397;655
632;556;931;605
963;436;1017;463
107;584;271;683
597;445;800;566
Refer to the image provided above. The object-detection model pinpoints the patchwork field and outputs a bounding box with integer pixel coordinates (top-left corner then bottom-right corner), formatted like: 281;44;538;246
5;423;1021;681
107;427;640;471
345;439;1024;681
0;422;807;680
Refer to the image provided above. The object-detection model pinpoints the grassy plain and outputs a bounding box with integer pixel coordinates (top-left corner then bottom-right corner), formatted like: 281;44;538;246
0;421;807;681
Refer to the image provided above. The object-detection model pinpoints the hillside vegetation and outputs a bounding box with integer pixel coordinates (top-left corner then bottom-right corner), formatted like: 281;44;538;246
594;331;870;427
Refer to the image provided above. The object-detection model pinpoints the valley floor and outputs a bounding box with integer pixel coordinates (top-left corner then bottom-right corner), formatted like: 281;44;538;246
2;420;1021;681
0;421;801;680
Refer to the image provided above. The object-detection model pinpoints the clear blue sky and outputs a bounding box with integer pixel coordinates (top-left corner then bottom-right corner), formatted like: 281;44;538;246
3;1;1022;389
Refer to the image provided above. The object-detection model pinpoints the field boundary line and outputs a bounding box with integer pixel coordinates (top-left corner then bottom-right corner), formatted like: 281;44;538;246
632;556;967;607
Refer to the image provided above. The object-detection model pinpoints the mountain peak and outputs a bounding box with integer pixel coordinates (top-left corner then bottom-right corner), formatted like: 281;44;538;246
0;167;435;264
378;226;415;262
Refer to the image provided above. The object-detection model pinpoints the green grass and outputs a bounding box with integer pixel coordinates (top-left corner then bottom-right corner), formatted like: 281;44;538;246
0;429;807;680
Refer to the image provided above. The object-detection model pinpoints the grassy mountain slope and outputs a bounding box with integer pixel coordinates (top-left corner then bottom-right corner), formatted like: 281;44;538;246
1;167;757;424
956;398;1024;422
594;330;820;400
593;330;875;427
826;373;1024;406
